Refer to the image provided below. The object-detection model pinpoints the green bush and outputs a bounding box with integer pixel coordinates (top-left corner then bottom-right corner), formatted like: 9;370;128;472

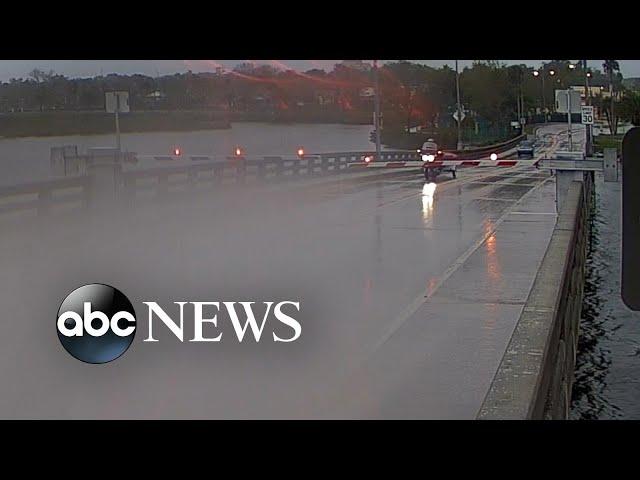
594;134;623;154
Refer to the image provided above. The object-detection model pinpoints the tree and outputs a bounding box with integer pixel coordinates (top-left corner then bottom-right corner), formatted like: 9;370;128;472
460;62;511;125
603;60;621;134
28;68;55;111
507;65;525;121
619;90;640;126
304;69;326;77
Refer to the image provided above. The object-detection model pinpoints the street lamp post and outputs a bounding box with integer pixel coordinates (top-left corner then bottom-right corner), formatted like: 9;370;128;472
584;60;593;155
373;60;382;160
533;69;546;122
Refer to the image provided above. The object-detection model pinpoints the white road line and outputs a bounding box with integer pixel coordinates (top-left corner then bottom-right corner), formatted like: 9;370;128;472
475;197;518;202
510;212;556;215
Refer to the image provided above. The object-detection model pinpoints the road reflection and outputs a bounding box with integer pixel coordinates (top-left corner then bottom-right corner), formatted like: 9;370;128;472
483;219;501;284
421;182;437;221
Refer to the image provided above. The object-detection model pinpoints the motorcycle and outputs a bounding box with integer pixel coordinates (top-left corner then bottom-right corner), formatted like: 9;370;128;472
419;147;457;181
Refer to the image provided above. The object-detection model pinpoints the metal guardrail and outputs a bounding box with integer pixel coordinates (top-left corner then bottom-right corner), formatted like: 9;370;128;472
122;154;353;197
0;176;89;216
452;134;526;159
0;154;363;217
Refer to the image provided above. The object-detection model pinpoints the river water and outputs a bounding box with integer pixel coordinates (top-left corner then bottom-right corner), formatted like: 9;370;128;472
0;122;375;186
570;172;640;419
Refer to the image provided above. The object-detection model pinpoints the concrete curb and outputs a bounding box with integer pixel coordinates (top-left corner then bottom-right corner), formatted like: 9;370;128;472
477;173;592;419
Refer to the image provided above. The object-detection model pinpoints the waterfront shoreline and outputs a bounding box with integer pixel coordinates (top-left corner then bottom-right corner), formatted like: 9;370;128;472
0;110;232;138
0;110;378;139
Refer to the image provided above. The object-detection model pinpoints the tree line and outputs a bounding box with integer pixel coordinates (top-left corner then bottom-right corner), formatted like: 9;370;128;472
1;61;637;134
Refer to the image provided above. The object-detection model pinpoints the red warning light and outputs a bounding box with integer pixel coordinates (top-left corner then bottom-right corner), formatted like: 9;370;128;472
235;147;243;157
297;147;305;158
174;147;181;156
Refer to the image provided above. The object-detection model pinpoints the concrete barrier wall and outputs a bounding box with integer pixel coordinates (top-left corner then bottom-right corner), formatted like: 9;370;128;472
478;172;594;420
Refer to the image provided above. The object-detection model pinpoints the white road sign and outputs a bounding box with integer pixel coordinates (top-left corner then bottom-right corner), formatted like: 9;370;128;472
581;105;594;125
105;91;130;113
453;109;466;122
555;90;582;114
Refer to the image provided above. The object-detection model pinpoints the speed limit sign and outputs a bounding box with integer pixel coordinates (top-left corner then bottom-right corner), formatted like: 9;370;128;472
581;105;594;125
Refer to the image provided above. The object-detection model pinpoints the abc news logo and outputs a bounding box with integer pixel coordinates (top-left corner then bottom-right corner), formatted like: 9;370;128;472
57;284;301;364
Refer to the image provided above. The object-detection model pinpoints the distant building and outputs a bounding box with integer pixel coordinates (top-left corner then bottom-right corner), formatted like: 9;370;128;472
146;90;166;100
143;90;167;108
569;85;609;100
359;87;375;98
315;89;337;105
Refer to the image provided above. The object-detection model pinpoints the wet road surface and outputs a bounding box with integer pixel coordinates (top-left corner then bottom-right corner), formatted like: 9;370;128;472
0;125;568;418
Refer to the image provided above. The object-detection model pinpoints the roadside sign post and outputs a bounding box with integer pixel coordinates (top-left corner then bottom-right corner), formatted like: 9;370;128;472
582;105;594;155
581;105;594;125
567;92;572;150
115;108;120;151
453;109;466;123
556;90;582;152
105;91;130;152
373;60;381;160
455;60;463;150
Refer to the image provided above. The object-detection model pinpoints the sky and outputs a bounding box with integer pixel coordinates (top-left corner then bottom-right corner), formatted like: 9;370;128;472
1;60;639;81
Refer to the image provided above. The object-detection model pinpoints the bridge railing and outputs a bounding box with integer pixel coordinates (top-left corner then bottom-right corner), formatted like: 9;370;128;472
451;134;526;160
0;153;377;217
122;154;353;198
0;176;90;217
0;138;526;219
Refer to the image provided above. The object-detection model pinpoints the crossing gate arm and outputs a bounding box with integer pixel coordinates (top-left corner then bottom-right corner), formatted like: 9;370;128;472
348;146;524;169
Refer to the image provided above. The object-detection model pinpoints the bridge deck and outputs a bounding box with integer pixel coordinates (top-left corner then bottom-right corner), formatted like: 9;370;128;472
0;124;576;418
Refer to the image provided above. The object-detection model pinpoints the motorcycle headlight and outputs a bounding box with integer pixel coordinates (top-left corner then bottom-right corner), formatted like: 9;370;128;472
422;154;435;162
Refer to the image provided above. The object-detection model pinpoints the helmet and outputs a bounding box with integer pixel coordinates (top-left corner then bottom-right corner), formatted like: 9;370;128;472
427;138;435;142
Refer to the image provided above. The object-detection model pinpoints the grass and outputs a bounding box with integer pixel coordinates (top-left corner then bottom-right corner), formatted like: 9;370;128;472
594;134;624;154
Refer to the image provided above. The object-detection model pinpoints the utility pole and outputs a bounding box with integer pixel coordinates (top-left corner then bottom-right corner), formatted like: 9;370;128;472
115;105;121;152
516;75;522;130
517;68;523;133
610;67;616;136
520;79;525;132
455;60;462;150
534;68;547;122
373;60;382;159
542;72;546;122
